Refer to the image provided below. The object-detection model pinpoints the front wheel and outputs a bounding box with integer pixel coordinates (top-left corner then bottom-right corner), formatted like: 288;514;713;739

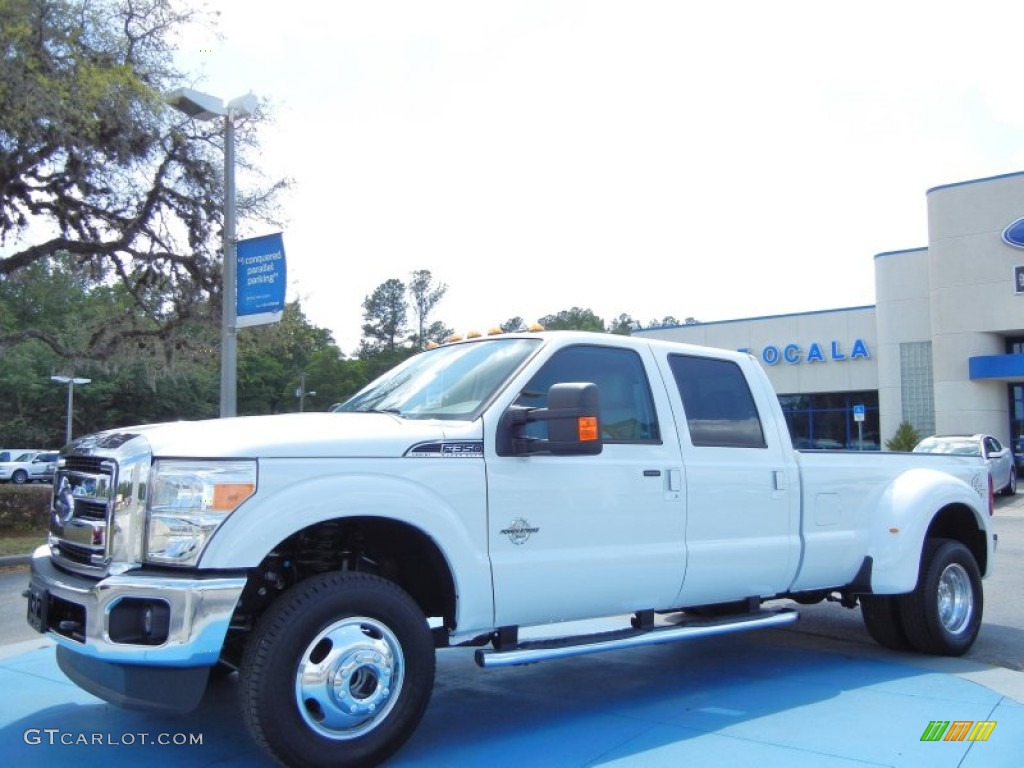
899;538;983;656
240;572;436;768
11;470;27;485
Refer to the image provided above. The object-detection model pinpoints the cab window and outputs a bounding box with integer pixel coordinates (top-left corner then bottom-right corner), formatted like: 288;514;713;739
514;345;660;443
668;354;766;448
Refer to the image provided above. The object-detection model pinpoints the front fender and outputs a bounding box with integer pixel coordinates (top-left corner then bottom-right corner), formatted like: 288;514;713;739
197;457;493;632
867;467;991;594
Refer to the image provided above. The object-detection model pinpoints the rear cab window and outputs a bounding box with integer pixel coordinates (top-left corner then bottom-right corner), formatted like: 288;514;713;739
667;354;766;448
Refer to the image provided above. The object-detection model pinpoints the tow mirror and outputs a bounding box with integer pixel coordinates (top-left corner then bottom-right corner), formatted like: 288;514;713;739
497;382;603;456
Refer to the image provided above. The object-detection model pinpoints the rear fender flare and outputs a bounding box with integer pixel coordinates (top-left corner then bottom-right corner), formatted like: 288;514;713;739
865;467;990;594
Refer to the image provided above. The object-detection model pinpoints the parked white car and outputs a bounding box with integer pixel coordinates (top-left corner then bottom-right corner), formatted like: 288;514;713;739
913;434;1017;496
0;451;42;484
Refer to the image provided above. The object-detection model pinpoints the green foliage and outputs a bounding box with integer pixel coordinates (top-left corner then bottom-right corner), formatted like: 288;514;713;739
0;486;52;533
0;244;701;436
360;278;408;354
538;307;606;332
608;313;639;335
0;0;287;366
237;302;351;414
408;270;448;349
885;420;922;452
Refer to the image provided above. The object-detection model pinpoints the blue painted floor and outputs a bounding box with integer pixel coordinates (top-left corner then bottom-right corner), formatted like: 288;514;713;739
1;629;1021;767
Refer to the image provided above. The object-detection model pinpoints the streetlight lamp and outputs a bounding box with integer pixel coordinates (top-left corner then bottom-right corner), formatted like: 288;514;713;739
166;87;258;418
50;375;91;445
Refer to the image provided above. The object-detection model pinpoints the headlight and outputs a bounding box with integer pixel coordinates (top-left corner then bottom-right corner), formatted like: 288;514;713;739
146;460;256;566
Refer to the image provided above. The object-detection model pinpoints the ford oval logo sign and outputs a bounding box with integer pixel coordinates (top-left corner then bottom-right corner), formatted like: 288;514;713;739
1003;217;1024;248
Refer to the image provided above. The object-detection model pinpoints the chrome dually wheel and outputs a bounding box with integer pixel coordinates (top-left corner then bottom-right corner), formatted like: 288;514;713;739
296;616;405;740
936;562;973;636
241;572;435;768
900;538;983;656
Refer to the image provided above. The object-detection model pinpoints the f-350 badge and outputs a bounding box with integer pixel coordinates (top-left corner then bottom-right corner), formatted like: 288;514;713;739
500;518;539;545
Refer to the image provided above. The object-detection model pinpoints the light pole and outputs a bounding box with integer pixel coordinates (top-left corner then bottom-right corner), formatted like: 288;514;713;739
166;87;258;418
50;375;91;445
295;372;316;413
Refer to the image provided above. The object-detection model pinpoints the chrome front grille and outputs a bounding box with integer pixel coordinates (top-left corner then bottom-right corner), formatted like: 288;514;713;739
47;431;152;577
62;456;110;475
49;458;117;576
52;540;99;567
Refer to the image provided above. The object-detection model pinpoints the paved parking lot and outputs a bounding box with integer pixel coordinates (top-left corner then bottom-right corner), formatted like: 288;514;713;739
2;496;1022;766
1;621;1022;767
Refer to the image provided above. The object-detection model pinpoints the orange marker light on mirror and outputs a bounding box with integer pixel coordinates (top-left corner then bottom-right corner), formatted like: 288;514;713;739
578;416;598;441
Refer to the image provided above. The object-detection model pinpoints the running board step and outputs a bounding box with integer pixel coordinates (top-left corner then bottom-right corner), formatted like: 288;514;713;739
474;608;799;669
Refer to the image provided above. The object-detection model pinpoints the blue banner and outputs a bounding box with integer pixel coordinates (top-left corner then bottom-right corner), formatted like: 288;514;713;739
235;233;286;327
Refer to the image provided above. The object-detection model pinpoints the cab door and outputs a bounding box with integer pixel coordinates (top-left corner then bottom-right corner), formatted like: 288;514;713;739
657;352;801;606
485;343;686;627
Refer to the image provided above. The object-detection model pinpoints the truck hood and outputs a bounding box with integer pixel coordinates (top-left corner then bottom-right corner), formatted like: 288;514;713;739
75;413;482;459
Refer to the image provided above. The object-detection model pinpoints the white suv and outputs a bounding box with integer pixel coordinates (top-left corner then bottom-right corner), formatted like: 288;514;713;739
0;451;42;484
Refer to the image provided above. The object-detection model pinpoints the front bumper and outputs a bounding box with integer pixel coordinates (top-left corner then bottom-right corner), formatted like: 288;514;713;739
26;545;246;666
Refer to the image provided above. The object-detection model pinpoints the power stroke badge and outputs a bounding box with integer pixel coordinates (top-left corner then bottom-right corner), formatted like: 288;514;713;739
500;518;540;545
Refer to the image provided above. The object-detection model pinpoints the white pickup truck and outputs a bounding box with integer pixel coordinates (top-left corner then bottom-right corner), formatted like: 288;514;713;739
25;330;996;767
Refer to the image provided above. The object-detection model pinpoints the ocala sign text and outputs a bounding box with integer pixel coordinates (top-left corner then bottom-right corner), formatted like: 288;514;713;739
738;339;871;366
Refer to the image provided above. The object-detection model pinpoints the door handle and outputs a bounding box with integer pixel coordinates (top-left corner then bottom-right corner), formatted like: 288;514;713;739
773;470;787;491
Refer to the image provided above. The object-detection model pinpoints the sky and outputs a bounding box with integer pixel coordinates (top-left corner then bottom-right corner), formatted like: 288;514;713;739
175;1;1024;354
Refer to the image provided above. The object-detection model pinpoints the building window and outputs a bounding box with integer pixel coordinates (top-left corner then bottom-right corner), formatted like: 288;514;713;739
1006;337;1024;468
900;341;935;437
777;391;880;450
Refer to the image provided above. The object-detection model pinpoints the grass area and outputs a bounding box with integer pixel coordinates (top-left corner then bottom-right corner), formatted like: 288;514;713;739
0;533;46;557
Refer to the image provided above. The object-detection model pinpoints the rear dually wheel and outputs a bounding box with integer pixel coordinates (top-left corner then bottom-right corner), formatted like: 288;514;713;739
899;538;982;656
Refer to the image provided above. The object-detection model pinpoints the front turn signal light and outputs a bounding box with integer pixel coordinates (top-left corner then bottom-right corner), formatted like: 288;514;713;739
578;416;598;441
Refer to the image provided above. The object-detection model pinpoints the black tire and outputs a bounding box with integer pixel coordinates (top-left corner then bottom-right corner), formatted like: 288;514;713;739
1003;467;1017;496
860;595;911;650
240;572;435;768
208;660;236;681
11;470;27;485
899;538;983;656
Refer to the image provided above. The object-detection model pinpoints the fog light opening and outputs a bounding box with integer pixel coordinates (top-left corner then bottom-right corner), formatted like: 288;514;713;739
108;598;171;645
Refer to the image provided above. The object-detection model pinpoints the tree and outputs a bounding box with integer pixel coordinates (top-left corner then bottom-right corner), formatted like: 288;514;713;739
538;307;606;332
407;270;447;350
500;317;525;333
608;313;639;335
422;319;453;346
359;278;408;354
0;0;287;366
885;421;922;452
646;315;680;328
237;302;337;414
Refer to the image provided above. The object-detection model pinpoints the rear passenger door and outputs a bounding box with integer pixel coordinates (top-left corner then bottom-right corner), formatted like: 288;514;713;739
659;353;801;606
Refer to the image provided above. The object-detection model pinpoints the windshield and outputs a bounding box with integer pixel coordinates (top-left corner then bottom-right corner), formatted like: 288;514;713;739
337;338;540;420
915;438;980;456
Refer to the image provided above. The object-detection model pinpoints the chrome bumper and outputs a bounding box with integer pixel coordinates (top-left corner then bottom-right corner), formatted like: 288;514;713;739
27;545;246;666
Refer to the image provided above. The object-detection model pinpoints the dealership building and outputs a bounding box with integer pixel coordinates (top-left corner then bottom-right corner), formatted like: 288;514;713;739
637;171;1024;461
